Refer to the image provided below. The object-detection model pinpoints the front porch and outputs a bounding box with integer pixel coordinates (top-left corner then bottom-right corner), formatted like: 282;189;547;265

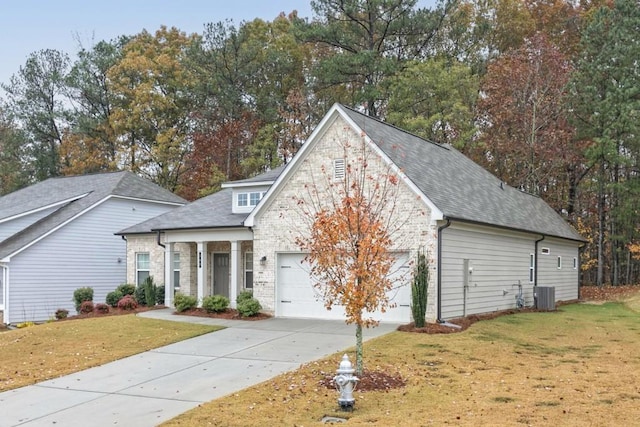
159;228;254;309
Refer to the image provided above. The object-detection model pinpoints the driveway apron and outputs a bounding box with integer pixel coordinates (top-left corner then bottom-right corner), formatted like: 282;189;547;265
0;310;398;427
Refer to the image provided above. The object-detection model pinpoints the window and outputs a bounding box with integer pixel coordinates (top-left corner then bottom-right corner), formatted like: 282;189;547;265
573;257;578;270
245;252;253;289
0;266;5;308
557;256;562;269
541;247;550;255
333;158;346;180
136;253;150;285
173;252;180;291
237;192;264;208
529;254;535;283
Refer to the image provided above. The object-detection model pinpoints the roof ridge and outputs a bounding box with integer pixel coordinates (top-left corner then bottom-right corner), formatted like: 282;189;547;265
338;104;450;152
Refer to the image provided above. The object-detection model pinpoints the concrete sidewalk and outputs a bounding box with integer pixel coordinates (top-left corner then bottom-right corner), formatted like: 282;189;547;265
0;310;398;427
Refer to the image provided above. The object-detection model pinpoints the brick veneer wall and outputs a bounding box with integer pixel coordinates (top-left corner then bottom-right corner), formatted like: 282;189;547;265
252;115;439;321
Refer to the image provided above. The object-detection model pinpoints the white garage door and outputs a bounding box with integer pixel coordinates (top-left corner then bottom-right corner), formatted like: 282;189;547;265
276;252;412;323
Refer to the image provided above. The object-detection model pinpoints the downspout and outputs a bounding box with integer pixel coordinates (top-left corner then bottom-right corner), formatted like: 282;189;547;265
156;231;165;249
534;235;545;308
437;218;451;323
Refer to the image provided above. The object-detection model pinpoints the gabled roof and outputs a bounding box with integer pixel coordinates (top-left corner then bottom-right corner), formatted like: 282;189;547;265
0;172;186;259
248;104;584;242
118;167;286;234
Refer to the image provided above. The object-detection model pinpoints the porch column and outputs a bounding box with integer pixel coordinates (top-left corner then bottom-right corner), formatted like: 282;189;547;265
230;240;240;308
164;243;174;308
197;242;208;307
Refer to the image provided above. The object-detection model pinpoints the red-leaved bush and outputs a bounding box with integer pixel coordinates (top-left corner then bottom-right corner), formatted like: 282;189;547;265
117;295;138;310
95;303;110;314
79;300;95;314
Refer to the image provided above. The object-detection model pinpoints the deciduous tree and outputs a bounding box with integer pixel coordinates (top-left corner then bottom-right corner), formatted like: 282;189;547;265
294;135;414;375
108;26;198;191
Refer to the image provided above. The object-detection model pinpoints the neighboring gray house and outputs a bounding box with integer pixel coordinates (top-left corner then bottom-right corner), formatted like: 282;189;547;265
0;172;186;324
121;104;584;324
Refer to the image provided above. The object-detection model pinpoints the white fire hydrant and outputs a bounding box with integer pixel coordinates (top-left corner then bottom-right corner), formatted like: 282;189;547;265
334;354;359;411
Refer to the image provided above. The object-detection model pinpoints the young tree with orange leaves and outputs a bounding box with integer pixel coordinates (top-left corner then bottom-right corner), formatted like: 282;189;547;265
294;135;413;375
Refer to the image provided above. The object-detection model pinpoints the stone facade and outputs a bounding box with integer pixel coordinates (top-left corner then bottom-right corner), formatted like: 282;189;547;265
252;115;439;321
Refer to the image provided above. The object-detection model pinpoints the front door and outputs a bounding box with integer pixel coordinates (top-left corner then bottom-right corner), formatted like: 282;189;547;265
213;253;230;298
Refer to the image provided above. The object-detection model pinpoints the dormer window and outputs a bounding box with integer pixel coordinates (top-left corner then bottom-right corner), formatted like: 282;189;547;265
237;191;264;208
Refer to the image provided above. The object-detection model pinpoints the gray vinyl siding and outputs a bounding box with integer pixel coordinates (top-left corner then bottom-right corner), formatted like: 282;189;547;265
6;198;177;323
0;207;58;243
536;237;580;301
440;224;535;319
440;224;581;319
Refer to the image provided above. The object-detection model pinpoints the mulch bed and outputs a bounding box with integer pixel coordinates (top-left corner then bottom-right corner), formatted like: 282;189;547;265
176;307;272;321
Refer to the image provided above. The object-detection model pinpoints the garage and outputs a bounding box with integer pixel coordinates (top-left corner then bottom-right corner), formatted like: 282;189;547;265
276;252;412;323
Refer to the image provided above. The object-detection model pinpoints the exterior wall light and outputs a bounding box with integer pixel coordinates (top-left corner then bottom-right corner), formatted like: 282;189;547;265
260;255;267;265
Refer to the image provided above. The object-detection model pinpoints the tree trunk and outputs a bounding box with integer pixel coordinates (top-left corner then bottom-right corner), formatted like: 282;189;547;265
355;322;363;376
597;162;605;287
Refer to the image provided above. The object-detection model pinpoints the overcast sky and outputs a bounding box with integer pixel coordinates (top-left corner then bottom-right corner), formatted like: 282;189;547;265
0;0;436;93
0;1;314;89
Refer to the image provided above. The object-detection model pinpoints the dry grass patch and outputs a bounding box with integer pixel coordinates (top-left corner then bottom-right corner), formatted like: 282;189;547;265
163;299;640;426
0;315;220;391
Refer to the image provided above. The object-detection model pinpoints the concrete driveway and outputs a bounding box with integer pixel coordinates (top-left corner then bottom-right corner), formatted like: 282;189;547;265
0;309;398;427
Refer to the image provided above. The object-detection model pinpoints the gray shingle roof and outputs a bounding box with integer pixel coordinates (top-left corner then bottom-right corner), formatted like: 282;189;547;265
118;167;286;234
340;105;584;242
117;188;248;233
0;172;186;258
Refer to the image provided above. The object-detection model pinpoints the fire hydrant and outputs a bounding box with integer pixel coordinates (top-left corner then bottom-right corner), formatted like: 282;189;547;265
334;354;359;411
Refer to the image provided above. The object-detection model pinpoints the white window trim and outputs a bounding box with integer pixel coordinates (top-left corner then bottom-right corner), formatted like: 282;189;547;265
541;247;550;255
236;191;265;208
557;256;562;270
529;254;535;283
173;252;180;290
573;257;578;270
245;251;253;289
136;252;150;285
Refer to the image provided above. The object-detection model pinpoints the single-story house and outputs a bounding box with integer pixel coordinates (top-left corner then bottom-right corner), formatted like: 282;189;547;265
0;172;186;324
119;104;584;323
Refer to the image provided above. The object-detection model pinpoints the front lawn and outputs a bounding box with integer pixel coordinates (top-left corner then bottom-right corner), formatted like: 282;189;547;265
0;315;221;392
163;296;640;426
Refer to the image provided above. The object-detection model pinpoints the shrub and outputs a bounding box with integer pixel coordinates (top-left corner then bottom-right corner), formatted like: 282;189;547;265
116;283;136;296
117;294;138;310
73;287;94;313
237;298;262;317
95;303;110;314
236;290;253;305
134;284;147;306
156;285;165;305
79;300;95;314
202;295;229;313
411;250;429;328
174;293;197;313
143;277;157;307
106;290;123;307
55;308;69;320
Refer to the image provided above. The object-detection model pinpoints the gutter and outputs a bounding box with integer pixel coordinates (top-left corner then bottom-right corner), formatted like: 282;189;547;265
156;231;165;248
437;218;451;323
